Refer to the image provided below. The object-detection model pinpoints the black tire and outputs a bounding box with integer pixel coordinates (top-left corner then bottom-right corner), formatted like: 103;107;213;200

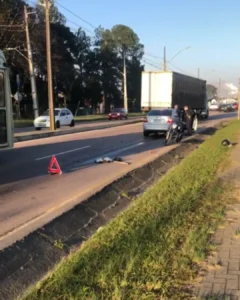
176;132;183;143
55;120;60;129
70;119;75;127
35;127;41;131
143;131;149;137
165;131;173;146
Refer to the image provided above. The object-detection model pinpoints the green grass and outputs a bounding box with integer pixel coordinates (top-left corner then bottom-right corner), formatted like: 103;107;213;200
22;120;240;300
14;113;144;128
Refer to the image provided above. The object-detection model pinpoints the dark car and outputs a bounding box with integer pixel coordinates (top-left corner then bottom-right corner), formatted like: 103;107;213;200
233;102;238;110
218;103;235;112
108;108;128;120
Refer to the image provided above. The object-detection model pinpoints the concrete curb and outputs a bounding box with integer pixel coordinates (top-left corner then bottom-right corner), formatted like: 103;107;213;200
14;118;143;143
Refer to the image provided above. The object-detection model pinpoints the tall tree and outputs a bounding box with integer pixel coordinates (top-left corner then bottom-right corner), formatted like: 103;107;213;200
1;1;145;117
37;0;66;25
97;24;144;111
207;84;217;99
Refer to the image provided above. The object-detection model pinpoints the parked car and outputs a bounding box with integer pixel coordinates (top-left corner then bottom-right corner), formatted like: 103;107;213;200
108;108;128;120
34;108;75;130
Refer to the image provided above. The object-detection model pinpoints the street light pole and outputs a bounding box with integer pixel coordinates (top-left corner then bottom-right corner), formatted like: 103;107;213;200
218;78;222;100
123;50;128;112
24;6;39;119
238;78;240;120
163;46;166;71
198;68;200;78
163;46;190;71
45;0;55;131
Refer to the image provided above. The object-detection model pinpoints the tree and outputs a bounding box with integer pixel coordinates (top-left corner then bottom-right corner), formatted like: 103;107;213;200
1;1;145;117
96;25;144;111
207;84;217;99
37;0;66;25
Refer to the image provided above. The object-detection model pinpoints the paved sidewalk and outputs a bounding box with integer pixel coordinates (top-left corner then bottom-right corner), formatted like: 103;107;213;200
195;137;240;299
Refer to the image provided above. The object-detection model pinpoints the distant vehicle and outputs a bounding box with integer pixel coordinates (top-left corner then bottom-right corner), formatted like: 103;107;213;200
108;108;128;120
209;103;219;111
143;108;198;137
141;71;209;120
34;108;75;130
233;102;238;110
0;50;14;150
218;103;235;112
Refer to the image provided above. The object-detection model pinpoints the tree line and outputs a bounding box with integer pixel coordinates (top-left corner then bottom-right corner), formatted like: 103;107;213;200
0;0;144;117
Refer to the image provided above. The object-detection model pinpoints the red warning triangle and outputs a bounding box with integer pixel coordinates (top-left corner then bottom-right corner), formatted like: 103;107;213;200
48;156;62;175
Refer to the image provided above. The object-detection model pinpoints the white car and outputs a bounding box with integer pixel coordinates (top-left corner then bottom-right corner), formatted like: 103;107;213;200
34;108;75;130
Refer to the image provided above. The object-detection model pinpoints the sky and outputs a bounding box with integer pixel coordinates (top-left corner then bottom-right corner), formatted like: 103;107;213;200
32;0;240;96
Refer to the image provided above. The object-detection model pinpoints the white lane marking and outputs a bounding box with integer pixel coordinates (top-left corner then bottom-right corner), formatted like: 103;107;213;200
35;145;91;161
71;141;145;170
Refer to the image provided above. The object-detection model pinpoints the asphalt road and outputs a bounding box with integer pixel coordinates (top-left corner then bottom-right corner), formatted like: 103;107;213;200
14;117;142;135
0;111;236;250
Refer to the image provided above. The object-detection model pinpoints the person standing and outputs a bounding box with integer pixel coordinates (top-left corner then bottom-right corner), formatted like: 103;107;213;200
183;105;194;135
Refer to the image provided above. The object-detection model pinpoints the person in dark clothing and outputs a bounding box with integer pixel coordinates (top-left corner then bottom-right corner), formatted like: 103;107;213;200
173;104;184;122
183;105;194;135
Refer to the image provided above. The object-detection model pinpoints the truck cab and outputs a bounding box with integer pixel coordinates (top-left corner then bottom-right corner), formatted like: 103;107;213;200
0;50;14;150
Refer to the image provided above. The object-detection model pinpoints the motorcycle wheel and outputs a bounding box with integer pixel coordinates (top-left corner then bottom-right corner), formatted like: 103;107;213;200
176;132;183;143
165;130;173;146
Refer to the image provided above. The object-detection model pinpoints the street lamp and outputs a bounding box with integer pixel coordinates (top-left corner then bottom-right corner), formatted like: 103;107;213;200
163;46;191;71
168;46;191;63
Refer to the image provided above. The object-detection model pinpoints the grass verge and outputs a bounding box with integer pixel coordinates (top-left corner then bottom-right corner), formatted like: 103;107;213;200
22;120;240;300
14;113;144;128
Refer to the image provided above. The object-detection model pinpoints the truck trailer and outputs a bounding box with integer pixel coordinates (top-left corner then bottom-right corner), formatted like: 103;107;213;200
141;71;209;119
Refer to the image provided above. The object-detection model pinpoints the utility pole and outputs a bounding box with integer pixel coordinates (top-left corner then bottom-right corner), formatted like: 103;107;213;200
163;46;167;71
218;77;221;100
197;68;200;78
238;78;240;120
45;0;55;130
123;50;128;112
24;6;39;119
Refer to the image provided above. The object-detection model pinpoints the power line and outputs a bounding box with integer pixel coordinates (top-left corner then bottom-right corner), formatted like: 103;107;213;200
168;62;195;77
143;59;160;70
145;52;163;61
64;19;94;36
55;0;97;30
144;51;195;76
26;0;95;36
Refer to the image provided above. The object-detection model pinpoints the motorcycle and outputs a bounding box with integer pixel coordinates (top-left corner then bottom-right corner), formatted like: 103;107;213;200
165;121;184;146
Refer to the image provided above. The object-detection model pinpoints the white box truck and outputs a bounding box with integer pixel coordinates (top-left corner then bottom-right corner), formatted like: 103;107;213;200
141;71;209;119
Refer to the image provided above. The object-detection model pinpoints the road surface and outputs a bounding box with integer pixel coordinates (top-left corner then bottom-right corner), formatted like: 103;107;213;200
14;117;142;134
0;112;236;250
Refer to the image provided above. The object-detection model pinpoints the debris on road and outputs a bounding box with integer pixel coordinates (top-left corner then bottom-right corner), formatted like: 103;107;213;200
221;139;233;147
95;156;131;165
